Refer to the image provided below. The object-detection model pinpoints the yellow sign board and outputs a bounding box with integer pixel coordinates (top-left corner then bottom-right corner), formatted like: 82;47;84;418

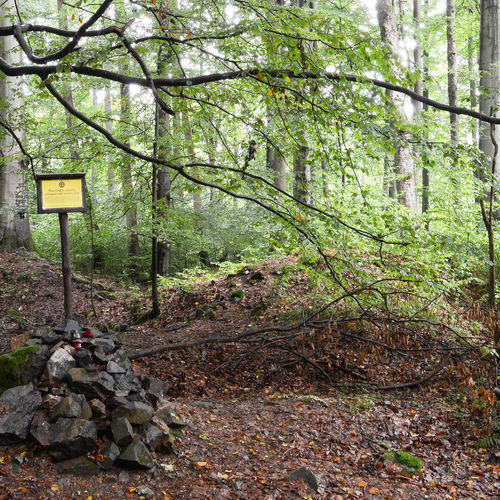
36;173;87;213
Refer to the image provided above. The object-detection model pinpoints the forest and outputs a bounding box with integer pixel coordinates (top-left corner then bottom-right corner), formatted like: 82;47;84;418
1;0;500;498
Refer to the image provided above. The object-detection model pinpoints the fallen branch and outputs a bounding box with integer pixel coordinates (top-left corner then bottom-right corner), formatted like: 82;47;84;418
372;352;451;391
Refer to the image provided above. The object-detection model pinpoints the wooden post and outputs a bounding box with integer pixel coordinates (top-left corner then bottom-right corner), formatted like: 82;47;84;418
59;212;73;319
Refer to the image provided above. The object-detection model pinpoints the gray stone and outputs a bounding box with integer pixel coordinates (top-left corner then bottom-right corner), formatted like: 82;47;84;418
117;439;154;469
288;467;320;492
46;348;76;383
118;470;130;482
0;384;42;444
111;417;134;446
29;410;51;446
191;400;216;410
108;395;130;409
42;394;63;413
153;407;187;429
107;361;126;374
94;338;116;353
101;441;120;471
32;326;51;338
137;486;154;497
113;372;142;396
113;348;133;369
93;350;111;365
51;393;92;420
68;368;115;398
140;423;170;452
89;398;106;417
33;417;97;461
112;401;154;425
105;333;123;347
74;349;94;369
21;345;49;384
53;319;80;334
56;456;99;475
142;377;168;406
25;338;42;347
42;331;63;346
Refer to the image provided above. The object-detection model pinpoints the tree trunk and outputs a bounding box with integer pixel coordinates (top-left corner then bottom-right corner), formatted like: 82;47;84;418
377;0;417;211
183;112;202;210
469;37;478;145
478;0;500;188
104;71;116;193
120;80;139;267
447;0;459;168
155;44;173;277
293;130;311;204
0;0;33;250
156;103;171;276
267;147;287;192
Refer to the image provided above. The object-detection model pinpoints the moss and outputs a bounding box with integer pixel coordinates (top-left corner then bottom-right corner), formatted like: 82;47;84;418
169;427;183;439
0;237;36;252
0;345;41;393
230;289;245;299
382;450;422;474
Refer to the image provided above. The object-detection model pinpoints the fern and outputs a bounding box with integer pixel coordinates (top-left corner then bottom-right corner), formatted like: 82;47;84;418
475;432;500;450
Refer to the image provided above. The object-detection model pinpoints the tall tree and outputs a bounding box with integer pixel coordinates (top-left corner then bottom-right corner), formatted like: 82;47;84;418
120;78;139;267
447;0;459;166
0;0;33;250
478;0;500;187
155;45;172;277
377;0;418;210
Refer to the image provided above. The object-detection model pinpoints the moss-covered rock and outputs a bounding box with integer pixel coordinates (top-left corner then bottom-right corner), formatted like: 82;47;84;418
382;450;422;474
0;345;41;394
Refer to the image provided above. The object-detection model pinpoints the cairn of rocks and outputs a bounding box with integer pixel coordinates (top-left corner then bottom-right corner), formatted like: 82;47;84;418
0;320;185;472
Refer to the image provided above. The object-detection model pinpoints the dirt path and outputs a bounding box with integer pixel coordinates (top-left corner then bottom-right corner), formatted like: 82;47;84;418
1;250;499;498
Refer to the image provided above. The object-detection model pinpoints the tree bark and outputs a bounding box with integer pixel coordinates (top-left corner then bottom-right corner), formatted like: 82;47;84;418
468;37;478;145
266;146;287;192
421;0;430;222
104;71;116;193
120;80;139;268
478;0;500;188
293;130;311;204
447;0;459;173
0;0;33;250
377;0;417;211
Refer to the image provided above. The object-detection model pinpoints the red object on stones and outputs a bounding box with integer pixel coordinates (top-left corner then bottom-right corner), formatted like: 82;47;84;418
72;331;83;349
83;329;93;338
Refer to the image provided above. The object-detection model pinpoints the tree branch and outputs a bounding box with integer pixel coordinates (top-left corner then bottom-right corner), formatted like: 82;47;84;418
11;0;113;64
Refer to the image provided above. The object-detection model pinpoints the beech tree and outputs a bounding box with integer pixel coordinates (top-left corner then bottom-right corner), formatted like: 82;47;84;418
1;0;500;283
0;0;33;250
376;0;417;211
478;0;500;187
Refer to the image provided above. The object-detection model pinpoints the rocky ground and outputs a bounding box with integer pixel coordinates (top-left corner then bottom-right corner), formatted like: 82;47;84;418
0;249;499;499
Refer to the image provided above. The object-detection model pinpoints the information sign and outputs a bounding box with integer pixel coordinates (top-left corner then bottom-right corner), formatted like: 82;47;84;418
36;173;87;214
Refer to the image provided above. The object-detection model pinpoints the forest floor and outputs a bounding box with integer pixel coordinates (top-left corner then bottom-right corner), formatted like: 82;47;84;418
0;249;500;499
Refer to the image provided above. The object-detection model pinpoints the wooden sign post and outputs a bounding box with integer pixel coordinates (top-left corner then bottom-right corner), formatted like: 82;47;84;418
36;173;87;320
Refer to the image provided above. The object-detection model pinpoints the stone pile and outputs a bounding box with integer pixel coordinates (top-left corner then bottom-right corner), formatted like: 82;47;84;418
0;320;184;471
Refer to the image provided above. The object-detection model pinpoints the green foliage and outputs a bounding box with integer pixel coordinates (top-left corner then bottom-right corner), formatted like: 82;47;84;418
7;0;494;341
475;433;500;450
0;346;41;394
